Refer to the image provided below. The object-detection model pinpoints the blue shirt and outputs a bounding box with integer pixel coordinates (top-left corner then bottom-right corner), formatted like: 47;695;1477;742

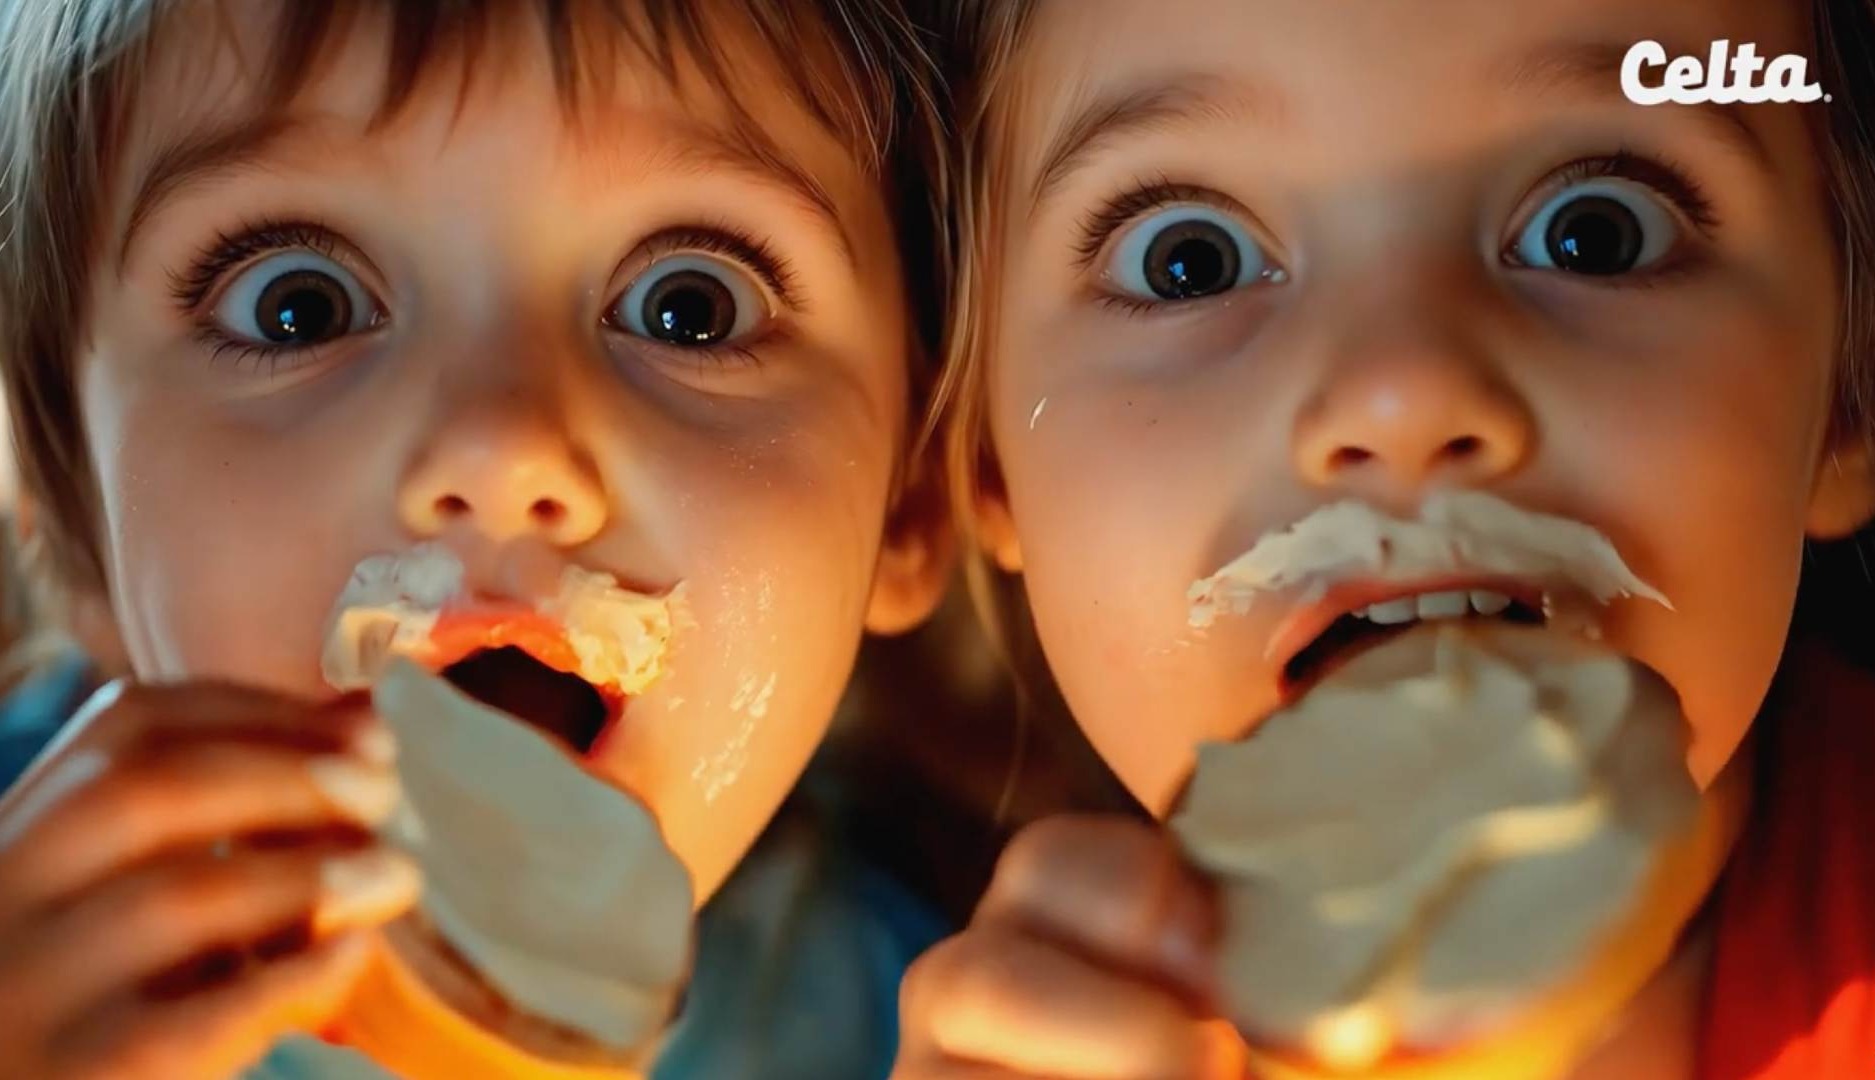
0;656;944;1079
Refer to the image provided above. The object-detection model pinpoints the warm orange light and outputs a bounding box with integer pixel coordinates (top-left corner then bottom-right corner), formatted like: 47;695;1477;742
326;936;643;1080
1304;1005;1393;1072
424;610;585;679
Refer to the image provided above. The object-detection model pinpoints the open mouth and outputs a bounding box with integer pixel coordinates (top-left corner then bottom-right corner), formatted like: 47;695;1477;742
1280;588;1546;701
440;646;616;756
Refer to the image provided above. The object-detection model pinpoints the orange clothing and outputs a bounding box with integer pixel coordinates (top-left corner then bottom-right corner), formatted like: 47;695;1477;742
1699;643;1875;1078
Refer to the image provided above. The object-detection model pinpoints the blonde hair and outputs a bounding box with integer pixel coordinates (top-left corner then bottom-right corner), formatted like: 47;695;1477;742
933;0;1875;606
924;0;1036;654
0;0;948;601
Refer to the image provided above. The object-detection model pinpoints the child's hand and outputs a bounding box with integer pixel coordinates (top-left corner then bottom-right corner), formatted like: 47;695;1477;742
894;815;1249;1079
0;679;421;1080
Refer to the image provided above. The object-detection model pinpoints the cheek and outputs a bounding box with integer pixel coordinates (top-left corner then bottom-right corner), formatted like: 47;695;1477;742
992;378;1280;814
590;427;890;900
1584;420;1812;788
1542;298;1830;787
81;361;374;692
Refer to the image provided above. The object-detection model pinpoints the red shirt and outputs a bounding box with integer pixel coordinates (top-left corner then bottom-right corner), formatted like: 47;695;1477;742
1699;642;1875;1078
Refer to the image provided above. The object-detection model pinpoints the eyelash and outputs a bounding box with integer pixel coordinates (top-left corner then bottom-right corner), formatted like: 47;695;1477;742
603;223;801;369
1499;150;1718;286
630;224;802;313
1551;150;1718;232
168;218;801;374
1072;151;1721;303
1073;175;1240;273
168;217;369;374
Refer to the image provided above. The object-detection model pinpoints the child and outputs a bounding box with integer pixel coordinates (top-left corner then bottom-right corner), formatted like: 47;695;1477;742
900;0;1875;1077
0;1;953;1076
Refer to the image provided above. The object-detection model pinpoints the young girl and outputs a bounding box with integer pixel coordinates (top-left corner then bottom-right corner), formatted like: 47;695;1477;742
899;0;1875;1077
0;1;953;1076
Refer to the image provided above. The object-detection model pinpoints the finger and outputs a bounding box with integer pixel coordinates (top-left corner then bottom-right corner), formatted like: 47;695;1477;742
46;930;376;1080
0;742;401;920
976;816;1220;998
901;925;1231;1080
0;682;386;814
118;682;383;754
9;842;418;1022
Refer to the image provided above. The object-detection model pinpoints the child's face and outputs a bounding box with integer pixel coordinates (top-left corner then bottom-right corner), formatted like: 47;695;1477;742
979;0;1873;812
77;7;940;901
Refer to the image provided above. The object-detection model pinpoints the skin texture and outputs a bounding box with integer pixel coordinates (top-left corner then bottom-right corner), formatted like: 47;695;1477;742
897;0;1875;1076
0;5;946;1077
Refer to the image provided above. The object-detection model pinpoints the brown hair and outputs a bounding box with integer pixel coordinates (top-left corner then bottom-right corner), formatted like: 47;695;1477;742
933;0;1875;642
0;0;948;601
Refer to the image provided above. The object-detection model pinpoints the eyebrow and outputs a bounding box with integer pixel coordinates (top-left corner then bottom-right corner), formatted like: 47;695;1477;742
640;123;857;262
117;114;303;273
1494;37;1772;165
1030;72;1259;214
1030;38;1776;220
117;111;857;273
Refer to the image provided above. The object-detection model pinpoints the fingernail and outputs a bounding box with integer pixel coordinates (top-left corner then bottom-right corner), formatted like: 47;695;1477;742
307;756;400;824
317;848;421;930
349;723;398;767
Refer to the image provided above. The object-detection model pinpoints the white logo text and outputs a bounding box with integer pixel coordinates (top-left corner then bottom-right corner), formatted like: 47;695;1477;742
1621;40;1825;105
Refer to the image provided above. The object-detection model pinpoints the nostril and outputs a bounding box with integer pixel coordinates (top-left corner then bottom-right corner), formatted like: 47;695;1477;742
434;494;471;519
529;497;566;526
1442;434;1484;460
1328;446;1374;471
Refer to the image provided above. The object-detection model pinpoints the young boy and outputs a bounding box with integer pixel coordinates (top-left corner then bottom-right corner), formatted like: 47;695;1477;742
0;1;951;1076
904;0;1875;1076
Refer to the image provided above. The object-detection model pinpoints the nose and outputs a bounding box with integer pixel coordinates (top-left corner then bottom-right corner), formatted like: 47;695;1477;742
398;403;608;547
1291;332;1532;495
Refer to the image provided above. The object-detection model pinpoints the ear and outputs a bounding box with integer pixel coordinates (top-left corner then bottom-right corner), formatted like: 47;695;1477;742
1806;433;1875;539
973;458;1023;573
864;450;957;636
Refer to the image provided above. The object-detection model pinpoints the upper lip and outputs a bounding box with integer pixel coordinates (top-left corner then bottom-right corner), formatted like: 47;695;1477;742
422;603;579;676
1266;573;1546;672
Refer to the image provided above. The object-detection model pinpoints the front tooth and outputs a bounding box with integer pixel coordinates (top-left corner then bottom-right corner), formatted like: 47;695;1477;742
1469;590;1512;616
1415;591;1469;620
1366;597;1418;625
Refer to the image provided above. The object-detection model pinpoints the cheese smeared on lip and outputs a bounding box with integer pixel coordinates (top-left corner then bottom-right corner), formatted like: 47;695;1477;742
544;564;684;696
1187;491;1670;631
321;544;682;697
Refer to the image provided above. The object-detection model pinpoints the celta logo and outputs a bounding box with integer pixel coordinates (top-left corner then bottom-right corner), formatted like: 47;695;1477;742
1621;40;1828;105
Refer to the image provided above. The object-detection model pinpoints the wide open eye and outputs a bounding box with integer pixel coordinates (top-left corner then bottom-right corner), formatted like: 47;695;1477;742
1105;205;1272;302
1511;178;1679;276
211;251;379;346
609;253;769;347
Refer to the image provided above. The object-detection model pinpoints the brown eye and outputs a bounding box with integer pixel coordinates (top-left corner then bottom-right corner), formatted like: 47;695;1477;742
1144;221;1242;299
1543;196;1643;274
1106;206;1276;302
212;252;378;346
1512;179;1677;276
609;254;767;347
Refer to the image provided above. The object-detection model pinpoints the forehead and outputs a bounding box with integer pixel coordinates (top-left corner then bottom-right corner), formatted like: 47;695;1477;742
1007;0;1816;181
112;2;871;228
